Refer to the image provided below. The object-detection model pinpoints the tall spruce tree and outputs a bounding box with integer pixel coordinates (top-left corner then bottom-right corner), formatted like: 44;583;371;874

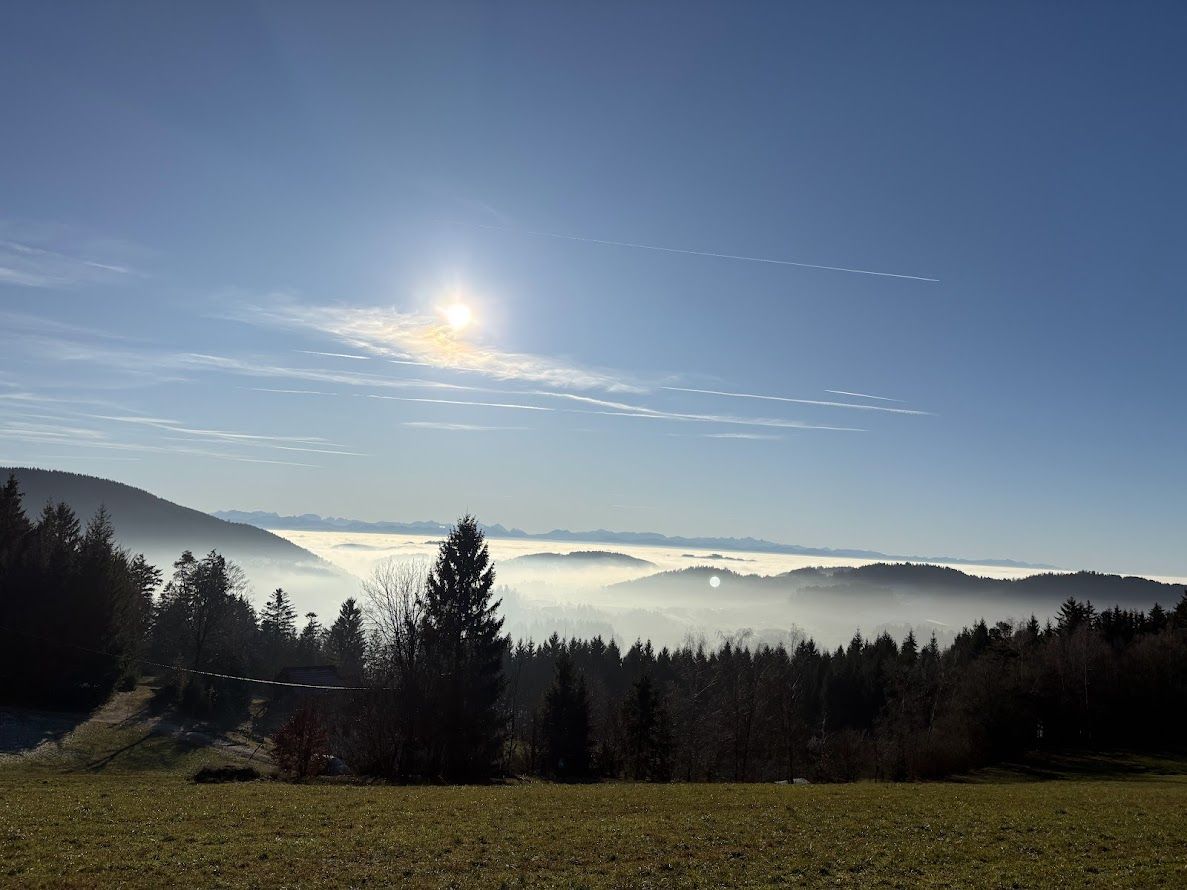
298;612;325;663
259;588;298;673
622;672;673;782
325;598;367;680
421;515;507;781
0;474;30;570
540;650;594;781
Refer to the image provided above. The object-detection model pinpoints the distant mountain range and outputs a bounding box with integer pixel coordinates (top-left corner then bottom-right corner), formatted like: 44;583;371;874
214;509;1058;570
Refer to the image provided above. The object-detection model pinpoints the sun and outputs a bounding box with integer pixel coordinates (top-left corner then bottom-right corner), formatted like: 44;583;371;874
443;303;472;331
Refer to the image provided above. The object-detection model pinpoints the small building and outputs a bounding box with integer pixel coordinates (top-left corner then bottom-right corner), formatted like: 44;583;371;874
274;665;347;691
270;665;349;717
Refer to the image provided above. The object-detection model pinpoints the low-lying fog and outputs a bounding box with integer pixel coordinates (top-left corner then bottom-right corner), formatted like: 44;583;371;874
259;530;1186;651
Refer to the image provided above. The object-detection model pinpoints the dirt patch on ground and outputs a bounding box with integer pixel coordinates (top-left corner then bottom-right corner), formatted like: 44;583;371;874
0;685;272;767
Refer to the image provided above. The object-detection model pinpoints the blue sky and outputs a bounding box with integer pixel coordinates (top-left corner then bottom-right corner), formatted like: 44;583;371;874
1;2;1184;575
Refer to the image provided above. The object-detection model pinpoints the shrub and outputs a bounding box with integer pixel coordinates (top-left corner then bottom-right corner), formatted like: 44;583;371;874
273;703;330;780
192;765;260;783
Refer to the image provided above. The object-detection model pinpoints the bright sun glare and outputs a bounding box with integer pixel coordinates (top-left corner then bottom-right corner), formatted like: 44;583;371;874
443;303;472;331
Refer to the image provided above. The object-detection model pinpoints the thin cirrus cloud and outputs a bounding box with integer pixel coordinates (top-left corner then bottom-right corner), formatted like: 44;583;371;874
4;310;909;448
297;350;372;360
86;414;366;457
246;387;340;396
176;353;461;391
0;418;322;468
241;301;643;393
699;432;783;440
591;409;865;433
403;421;526;432
662;386;933;416
825;389;906;403
0;238;137;289
0;321;482;398
524;391;864;432
365;394;553;412
459;222;940;282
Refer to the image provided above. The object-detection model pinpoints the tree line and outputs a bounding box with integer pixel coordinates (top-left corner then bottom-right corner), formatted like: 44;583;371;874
338;516;1187;783
0;475;366;716
3;474;1185;782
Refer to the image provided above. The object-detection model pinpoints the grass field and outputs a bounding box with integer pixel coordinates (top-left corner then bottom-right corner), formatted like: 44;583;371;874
2;700;1186;888
3;768;1187;888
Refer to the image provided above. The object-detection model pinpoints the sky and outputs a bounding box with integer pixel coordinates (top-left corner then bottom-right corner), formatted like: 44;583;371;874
1;2;1184;576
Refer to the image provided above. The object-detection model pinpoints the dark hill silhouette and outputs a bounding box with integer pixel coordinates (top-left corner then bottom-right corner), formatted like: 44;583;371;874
612;562;1182;610
506;551;656;568
3;467;327;571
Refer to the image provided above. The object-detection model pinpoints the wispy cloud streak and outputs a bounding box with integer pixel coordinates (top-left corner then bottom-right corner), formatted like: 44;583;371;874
366;395;553;411
518;390;864;431
591;409;864;432
662;386;933;416
462;222;940;282
0;422;321;468
403;421;526;432
246;387;339;396
826;389;906;403
240;301;642;392
0;237;139;289
698;432;783;440
298;350;371;360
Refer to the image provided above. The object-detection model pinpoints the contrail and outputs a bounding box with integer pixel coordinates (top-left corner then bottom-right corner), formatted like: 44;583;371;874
826;389;906;403
365;394;553;411
663;386;933;415
298;350;371;360
459;222;939;282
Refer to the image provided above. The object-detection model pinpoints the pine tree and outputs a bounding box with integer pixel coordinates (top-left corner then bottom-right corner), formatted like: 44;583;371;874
1025;614;1042;641
259;588;298;673
298;612;324;664
1148;603;1168;632
325;598;366;680
899;630;918;667
421;515;507;782
541;651;593;781
1174;591;1187;629
622;672;673;781
0;473;30;568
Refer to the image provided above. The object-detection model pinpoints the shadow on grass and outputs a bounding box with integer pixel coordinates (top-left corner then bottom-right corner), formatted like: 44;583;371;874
954;750;1187;783
62;726;209;774
0;708;88;755
80;732;156;772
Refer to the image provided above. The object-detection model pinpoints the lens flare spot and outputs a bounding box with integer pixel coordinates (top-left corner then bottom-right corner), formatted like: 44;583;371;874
709;575;721;589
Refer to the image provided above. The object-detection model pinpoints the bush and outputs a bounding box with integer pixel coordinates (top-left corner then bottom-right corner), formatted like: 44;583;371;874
178;676;252;723
273;703;331;780
192;765;261;783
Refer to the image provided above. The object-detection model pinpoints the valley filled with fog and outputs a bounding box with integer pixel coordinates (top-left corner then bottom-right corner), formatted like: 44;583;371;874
270;530;1185;650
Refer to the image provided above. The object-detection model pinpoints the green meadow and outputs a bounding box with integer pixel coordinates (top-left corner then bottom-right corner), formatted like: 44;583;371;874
3;764;1185;887
3;692;1185;887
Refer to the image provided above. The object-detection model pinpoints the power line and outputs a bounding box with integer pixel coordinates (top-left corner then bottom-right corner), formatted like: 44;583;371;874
0;623;373;691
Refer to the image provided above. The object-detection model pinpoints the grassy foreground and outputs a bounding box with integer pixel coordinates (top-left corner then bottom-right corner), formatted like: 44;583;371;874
2;769;1187;888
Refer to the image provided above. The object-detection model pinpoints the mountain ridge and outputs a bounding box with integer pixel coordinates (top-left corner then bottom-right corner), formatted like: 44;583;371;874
214;509;1059;570
610;564;1185;611
3;467;331;574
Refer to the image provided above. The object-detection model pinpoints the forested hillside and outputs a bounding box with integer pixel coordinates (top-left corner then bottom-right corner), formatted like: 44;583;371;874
5;468;321;565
